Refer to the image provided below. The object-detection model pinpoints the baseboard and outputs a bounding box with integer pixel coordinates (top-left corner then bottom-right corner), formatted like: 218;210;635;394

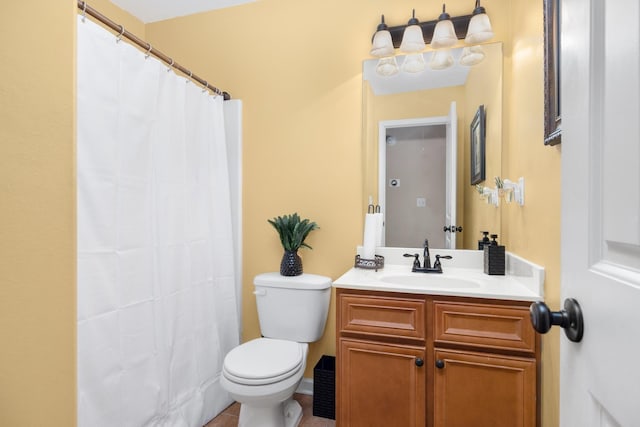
296;378;313;395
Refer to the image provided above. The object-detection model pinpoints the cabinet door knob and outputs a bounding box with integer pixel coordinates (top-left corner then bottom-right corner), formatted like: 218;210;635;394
435;359;445;369
415;357;424;367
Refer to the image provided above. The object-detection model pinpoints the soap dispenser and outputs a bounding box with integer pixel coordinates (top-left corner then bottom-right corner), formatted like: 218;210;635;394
483;234;505;275
478;231;491;250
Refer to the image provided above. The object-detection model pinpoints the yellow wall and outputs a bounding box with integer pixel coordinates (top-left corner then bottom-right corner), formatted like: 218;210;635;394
0;1;76;424
0;0;559;425
462;45;503;248
503;0;561;425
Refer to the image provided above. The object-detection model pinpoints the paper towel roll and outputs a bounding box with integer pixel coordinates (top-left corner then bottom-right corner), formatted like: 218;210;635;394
362;213;377;259
374;212;384;247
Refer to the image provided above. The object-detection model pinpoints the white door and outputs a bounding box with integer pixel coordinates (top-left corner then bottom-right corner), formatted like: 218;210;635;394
378;101;458;248
561;0;640;425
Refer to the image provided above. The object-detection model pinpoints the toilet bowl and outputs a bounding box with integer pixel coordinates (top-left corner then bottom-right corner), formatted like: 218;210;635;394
220;273;332;427
221;339;308;427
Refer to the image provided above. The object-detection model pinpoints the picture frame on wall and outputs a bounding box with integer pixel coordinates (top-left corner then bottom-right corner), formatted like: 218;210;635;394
543;0;561;145
470;105;486;185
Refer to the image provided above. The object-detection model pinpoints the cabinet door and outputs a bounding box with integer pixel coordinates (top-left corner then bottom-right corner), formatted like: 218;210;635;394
338;339;425;427
433;349;536;427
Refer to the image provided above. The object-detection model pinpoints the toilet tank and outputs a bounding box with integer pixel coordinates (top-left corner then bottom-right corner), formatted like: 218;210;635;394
254;272;332;342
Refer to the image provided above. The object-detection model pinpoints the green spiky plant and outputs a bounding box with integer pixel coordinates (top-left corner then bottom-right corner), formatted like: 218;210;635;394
268;213;319;252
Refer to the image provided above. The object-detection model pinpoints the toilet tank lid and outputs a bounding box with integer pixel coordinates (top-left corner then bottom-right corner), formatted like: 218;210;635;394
254;272;332;290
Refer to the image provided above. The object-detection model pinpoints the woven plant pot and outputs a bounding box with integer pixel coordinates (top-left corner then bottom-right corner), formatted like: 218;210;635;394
280;250;303;276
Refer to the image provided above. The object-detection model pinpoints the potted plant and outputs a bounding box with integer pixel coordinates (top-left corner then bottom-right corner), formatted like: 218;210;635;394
268;213;319;276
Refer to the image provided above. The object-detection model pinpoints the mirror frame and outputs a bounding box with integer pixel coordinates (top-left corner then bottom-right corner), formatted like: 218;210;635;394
544;0;561;146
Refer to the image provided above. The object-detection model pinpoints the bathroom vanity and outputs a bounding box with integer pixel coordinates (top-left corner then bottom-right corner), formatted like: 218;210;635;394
333;248;543;427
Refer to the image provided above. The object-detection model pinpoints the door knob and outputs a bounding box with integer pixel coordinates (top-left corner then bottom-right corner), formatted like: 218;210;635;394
529;298;584;343
435;359;445;369
415;357;424;367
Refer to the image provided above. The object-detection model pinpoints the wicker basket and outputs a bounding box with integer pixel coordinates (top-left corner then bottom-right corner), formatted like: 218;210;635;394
312;355;335;419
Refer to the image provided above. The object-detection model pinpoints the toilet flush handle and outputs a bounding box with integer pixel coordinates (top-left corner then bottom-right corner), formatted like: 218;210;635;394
253;289;267;296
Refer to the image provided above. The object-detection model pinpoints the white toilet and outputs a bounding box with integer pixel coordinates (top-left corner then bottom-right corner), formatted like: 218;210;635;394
220;272;332;427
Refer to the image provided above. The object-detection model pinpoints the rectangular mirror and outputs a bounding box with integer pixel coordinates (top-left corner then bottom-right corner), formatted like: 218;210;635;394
362;43;503;249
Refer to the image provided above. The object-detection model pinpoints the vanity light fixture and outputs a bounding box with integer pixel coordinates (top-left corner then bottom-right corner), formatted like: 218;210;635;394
429;49;455;70
465;0;494;44
369;1;494;76
399;10;426;73
370;15;395;57
370;15;399;76
431;4;458;49
399;10;426;53
459;45;486;66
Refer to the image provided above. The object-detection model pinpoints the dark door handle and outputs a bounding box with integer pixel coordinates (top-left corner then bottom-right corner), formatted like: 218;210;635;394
530;298;584;343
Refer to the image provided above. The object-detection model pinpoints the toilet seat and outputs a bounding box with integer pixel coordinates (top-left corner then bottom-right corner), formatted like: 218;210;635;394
223;338;304;386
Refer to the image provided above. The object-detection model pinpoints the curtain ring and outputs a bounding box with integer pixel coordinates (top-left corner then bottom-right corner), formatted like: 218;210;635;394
186;71;193;83
116;25;125;43
202;82;209;93
81;1;87;22
145;43;152;58
167;58;174;72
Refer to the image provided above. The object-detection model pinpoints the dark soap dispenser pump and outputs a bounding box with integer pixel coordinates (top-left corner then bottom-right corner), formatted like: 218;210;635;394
484;234;505;275
478;231;491;250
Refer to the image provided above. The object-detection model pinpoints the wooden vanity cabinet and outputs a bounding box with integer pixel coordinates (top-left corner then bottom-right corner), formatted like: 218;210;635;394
432;300;539;427
336;289;540;427
336;290;427;427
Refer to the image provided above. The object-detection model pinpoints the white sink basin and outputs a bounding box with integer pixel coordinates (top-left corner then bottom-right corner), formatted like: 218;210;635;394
380;274;482;289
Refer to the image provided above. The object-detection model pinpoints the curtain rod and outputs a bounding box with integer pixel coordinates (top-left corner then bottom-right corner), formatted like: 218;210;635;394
77;0;231;100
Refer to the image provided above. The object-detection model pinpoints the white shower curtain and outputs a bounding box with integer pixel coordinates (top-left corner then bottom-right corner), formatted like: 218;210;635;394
76;16;239;426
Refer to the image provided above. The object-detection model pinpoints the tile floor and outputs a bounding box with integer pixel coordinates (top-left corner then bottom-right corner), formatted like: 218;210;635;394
204;393;335;427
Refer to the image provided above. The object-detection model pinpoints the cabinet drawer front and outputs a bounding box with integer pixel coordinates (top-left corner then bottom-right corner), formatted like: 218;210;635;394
434;302;535;353
339;294;426;341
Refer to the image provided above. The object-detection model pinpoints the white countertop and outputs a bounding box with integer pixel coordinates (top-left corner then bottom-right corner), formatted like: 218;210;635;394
333;247;544;302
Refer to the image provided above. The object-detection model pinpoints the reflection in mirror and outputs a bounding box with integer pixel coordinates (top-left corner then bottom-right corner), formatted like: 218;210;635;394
362;42;503;250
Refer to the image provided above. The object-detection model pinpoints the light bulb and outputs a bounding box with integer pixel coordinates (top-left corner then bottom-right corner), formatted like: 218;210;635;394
429;49;454;70
370;15;395;58
459;45;485;66
465;0;494;44
431;4;458;49
402;53;426;73
376;57;400;76
400;10;426;53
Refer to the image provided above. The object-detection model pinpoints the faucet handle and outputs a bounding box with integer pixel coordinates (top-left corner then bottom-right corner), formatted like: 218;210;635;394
404;253;421;269
433;254;453;270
